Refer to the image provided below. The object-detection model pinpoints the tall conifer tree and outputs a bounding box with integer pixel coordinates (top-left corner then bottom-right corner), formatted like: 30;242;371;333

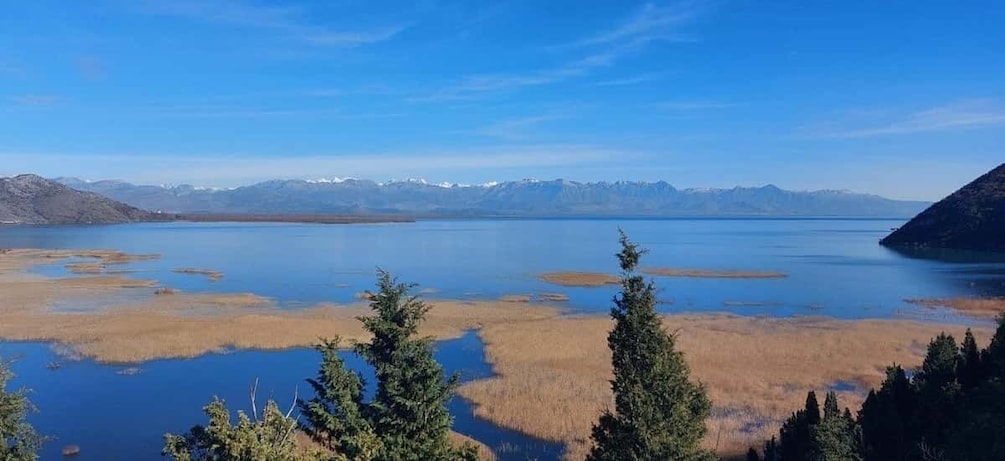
588;231;713;461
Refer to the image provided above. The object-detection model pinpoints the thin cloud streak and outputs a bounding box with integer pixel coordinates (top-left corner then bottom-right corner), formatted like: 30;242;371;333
593;72;671;86
414;2;703;102
657;100;734;111
10;95;62;107
150;105;405;119
132;0;404;47
806;100;1005;138
572;2;700;48
471;115;565;140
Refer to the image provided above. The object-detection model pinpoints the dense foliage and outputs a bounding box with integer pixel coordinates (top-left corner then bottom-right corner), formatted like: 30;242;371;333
755;315;1005;460
0;359;41;461
588;231;714;461
299;270;478;461
163;395;307;461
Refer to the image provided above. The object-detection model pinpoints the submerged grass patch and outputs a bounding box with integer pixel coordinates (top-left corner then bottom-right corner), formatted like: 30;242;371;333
538;271;619;287
905;297;1005;319
458;314;992;459
173;267;225;281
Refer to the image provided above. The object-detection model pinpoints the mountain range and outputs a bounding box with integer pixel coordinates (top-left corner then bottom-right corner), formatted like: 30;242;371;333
0;174;157;225
53;177;929;218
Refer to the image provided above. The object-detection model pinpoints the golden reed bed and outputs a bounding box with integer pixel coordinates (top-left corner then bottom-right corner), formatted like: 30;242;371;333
0;249;560;363
0;248;999;459
539;267;787;287
458;315;992;459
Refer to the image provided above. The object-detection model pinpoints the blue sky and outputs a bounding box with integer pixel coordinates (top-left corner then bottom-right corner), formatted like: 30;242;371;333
1;1;1002;200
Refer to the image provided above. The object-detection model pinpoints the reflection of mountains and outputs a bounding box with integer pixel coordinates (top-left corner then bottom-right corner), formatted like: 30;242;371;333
881;245;1005;264
881;246;1005;298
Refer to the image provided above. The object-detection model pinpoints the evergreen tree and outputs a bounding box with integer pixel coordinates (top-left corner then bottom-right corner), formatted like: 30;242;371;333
0;359;41;461
858;366;915;461
986;314;1005;378
588;231;713;461
809;392;861;461
299;338;380;459
163;396;307;461
913;334;961;450
763;437;778;461
779;391;820;461
946;314;1005;461
747;447;762;461
958;329;984;389
299;270;477;461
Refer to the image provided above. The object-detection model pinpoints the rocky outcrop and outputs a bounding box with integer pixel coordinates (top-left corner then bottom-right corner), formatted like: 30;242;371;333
0;174;158;224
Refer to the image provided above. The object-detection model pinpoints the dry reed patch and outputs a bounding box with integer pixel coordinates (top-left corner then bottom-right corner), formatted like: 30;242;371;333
643;267;788;279
65;262;105;274
501;295;532;303
538;271;619;287
0;297;561;363
537;292;570;302
39;249;160;265
458;314;991;459
905;297;1005;319
173;267;225;281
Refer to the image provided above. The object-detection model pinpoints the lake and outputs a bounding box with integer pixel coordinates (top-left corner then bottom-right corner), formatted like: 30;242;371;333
1;218;1003;460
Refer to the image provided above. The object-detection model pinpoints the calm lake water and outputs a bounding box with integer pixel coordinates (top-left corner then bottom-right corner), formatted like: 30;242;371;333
2;218;1004;459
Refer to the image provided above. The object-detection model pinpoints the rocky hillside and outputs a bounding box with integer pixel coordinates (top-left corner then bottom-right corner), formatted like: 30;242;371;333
0;174;157;224
881;163;1005;252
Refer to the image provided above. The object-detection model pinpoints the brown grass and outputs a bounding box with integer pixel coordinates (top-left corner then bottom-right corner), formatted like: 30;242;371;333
538;271;619;287
537;292;570;302
0;249;562;363
173;267;225;281
39;249;160;265
905;297;1005;319
501;294;532;303
65;262;105;274
458;314;992;459
643;267;788;279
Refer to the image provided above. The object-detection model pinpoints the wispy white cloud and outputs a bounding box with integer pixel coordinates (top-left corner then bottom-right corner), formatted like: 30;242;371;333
411;50;626;102
1;144;630;187
149;104;404;119
133;0;404;47
804;99;1005;138
571;2;700;48
471;115;564;140
0;61;25;77
10;94;62;107
593;72;671;87
414;2;704;102
656;100;734;111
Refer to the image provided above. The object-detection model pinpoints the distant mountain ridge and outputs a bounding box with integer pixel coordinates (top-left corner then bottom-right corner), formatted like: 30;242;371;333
882;163;1005;252
0;174;156;224
54;177;929;218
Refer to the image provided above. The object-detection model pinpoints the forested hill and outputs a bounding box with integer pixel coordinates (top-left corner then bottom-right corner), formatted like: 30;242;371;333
882;163;1005;252
55;177;929;218
0;174;157;225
